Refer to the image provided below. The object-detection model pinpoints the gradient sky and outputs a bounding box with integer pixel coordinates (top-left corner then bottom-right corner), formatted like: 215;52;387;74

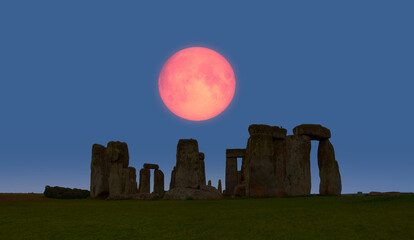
1;1;413;193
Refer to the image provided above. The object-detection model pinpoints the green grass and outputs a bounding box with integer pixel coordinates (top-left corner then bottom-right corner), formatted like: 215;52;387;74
0;194;413;240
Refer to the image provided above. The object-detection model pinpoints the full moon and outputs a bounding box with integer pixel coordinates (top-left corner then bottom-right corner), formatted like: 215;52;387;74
159;47;236;121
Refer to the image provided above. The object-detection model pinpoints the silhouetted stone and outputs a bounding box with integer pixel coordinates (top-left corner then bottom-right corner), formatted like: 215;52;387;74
124;167;137;195
318;139;341;195
226;149;246;158
138;168;150;194
174;139;201;189
91;144;109;198
199;152;206;186
163;186;222;200
107;141;130;196
208;180;212;186
273;138;287;196
218;179;222;193
293;124;331;140
154;169;164;197
272;126;287;139
170;167;176;190
143;163;159;170
284;135;311;196
245;124;277;197
225;156;238;195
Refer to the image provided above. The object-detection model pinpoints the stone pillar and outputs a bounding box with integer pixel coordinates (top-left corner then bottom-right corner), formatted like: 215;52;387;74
175;139;201;189
272;126;288;197
154;169;165;197
124;167;137;195
208;180;212;186
138;168;150;194
284;135;311;196
107;141;129;196
218;179;222;193
170;167;176;190
225;156;238;195
91;144;109;198
199;152;206;186
245;125;276;197
318;139;341;195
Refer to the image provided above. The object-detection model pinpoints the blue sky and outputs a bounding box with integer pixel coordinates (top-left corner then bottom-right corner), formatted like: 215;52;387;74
1;1;413;193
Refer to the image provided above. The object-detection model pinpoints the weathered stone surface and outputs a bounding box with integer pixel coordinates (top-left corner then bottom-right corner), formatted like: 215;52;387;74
284;135;311;196
138;168;150;194
272;126;287;139
174;139;201;189
107;142;130;196
218;179;222;193
273;138;287;196
234;184;246;197
143;163;159;170
225;157;238;196
245;124;276;197
154;169;165;197
237;171;241;185
91;144;109;198
199;152;206;186
208;180;212;186
226;149;246;158
163;186;222;200
199;152;205;160
248;124;273;136
318;139;341;195
124;167;137;195
293;124;331;140
106;141;129;168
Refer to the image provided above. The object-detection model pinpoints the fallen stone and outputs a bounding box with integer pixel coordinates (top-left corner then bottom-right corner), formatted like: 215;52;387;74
293;124;331;140
163;186;222;200
318;139;341;195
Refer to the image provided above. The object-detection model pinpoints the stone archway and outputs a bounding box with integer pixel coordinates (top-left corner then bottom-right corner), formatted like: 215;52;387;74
138;163;164;197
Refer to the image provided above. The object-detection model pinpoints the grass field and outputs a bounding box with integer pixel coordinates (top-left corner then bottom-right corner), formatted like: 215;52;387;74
0;193;413;240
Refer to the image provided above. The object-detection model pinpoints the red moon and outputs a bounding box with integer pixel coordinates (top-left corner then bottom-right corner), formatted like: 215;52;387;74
159;47;236;121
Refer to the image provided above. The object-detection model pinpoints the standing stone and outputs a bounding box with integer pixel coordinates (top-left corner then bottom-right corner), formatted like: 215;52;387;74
91;144;109;198
273;138;287;196
225;156;238;195
170;167;176;190
218;179;222;193
138;168;150;194
154;169;165;197
107;141;129;196
199;152;206;186
208;180;212;186
318;139;341;195
245;124;276;197
174;139;201;189
124;167;137;195
284;135;311;196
